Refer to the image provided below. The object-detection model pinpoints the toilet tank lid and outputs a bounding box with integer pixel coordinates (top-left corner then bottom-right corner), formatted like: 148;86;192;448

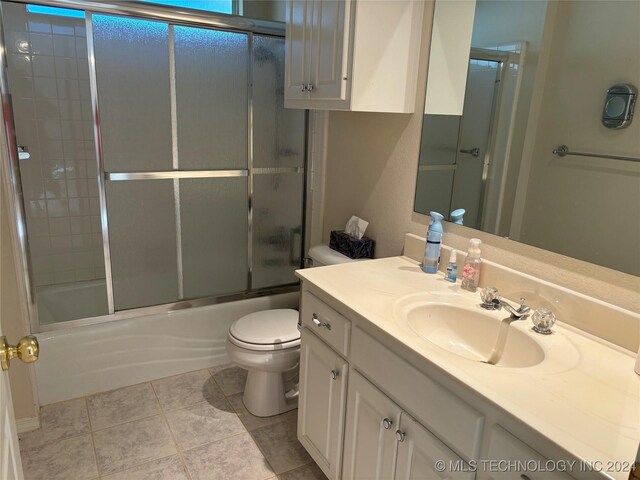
230;309;300;345
308;245;363;265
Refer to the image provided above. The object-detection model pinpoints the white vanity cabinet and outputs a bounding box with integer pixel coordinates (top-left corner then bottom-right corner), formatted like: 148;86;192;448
284;0;426;112
343;370;473;480
297;287;581;480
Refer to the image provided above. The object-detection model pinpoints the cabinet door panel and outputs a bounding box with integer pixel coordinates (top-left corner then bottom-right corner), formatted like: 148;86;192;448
298;330;348;479
342;371;401;480
310;0;349;101
396;412;474;480
285;0;311;101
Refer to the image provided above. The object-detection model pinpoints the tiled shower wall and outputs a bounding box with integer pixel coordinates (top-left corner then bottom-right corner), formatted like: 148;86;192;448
4;2;105;286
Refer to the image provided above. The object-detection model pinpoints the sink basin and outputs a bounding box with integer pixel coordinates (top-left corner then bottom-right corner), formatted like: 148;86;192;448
394;293;545;368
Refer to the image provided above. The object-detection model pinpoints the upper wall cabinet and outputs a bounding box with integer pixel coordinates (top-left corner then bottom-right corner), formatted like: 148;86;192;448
424;0;476;115
285;0;426;112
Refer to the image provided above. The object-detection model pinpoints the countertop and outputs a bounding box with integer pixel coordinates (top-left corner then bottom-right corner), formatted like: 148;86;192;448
296;256;640;480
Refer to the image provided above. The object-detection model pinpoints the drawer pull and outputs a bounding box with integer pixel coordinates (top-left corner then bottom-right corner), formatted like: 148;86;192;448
330;369;339;380
520;475;531;480
395;430;405;442
311;313;332;330
382;418;393;430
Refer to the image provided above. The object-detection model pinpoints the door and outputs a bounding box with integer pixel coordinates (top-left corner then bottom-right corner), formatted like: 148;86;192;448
298;329;348;480
450;57;504;229
0;331;25;480
285;0;312;101
309;0;350;101
342;371;402;480
395;412;474;480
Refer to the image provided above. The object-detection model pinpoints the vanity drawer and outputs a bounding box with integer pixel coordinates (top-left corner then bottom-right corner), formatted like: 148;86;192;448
352;326;484;462
301;292;351;356
486;426;574;480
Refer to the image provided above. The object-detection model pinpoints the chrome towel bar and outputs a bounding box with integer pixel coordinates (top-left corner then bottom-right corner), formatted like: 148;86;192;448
552;144;640;163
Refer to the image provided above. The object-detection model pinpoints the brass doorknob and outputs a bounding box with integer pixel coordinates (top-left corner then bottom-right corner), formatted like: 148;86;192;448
0;335;39;371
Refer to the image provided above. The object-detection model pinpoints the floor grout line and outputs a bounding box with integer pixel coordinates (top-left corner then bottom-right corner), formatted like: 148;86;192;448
84;396;102;479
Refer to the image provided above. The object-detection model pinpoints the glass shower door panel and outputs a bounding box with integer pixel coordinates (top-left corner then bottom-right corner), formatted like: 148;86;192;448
252;173;304;289
174;26;248;169
179;178;248;298
106;180;178;310
253;35;305;168
92;15;172;172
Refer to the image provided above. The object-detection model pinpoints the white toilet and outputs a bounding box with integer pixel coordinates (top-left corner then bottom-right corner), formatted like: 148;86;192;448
226;245;361;417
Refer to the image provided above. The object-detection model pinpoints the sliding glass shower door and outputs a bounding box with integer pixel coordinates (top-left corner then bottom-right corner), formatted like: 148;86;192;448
1;2;305;326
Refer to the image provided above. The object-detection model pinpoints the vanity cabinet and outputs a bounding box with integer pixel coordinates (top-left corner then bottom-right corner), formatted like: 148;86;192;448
284;0;426;112
297;287;580;480
343;370;472;480
298;328;349;479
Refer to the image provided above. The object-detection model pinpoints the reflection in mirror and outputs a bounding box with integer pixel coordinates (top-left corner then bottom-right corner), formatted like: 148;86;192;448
415;0;640;276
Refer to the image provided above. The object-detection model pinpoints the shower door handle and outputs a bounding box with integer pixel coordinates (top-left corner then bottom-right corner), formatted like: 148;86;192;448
459;147;480;157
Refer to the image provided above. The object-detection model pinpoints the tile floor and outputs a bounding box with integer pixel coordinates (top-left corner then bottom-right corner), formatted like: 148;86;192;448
18;365;327;480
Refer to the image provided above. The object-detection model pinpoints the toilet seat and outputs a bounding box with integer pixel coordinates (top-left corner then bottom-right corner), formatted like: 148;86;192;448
228;309;300;352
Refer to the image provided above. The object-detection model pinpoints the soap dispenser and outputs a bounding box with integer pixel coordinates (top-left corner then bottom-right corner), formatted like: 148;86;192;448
460;238;482;292
422;211;444;274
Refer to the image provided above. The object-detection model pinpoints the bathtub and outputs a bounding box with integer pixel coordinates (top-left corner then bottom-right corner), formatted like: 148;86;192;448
36;280;109;325
34;291;299;404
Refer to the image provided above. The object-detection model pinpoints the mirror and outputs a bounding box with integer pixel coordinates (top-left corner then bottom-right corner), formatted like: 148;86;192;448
414;0;640;276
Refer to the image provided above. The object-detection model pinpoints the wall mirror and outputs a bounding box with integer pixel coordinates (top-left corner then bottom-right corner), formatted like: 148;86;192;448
414;0;640;276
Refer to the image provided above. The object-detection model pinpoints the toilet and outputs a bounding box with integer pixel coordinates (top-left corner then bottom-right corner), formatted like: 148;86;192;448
226;245;361;417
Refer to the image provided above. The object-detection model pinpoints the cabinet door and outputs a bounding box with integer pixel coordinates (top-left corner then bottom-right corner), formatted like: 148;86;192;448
395;412;474;480
298;329;348;480
285;0;312;101
309;0;350;101
342;371;402;480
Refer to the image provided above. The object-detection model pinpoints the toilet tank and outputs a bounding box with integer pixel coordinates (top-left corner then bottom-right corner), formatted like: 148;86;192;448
307;245;362;267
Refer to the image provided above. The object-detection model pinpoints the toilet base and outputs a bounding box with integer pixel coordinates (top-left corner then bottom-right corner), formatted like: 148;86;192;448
243;370;299;417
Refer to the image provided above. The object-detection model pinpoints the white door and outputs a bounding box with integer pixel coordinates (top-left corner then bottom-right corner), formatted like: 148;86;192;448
0;330;24;480
285;0;312;101
309;0;350;101
395;412;473;480
342;371;402;480
297;329;348;480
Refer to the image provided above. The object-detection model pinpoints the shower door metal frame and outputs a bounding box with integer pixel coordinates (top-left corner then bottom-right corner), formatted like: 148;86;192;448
0;0;308;333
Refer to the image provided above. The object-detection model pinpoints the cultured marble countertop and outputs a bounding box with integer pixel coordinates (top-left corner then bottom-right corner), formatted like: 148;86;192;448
296;256;640;480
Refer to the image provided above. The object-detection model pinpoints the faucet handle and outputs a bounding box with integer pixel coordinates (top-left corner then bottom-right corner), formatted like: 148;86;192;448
480;287;500;310
531;307;555;335
519;297;527;308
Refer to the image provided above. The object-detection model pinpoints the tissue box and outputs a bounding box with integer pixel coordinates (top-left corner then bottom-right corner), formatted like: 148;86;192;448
329;230;375;259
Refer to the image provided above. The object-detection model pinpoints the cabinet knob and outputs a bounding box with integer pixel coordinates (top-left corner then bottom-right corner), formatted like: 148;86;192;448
311;313;331;330
307;83;314;92
330;369;339;380
382;418;393;430
395;430;405;442
301;84;307;92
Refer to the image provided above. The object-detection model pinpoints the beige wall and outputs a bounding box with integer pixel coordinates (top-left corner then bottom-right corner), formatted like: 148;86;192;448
321;2;639;314
1;134;38;419
518;0;640;276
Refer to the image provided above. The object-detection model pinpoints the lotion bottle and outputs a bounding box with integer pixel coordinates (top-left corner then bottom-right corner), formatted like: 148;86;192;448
422;211;444;274
461;238;482;292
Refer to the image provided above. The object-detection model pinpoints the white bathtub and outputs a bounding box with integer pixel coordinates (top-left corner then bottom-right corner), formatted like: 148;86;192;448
36;280;109;325
34;291;299;404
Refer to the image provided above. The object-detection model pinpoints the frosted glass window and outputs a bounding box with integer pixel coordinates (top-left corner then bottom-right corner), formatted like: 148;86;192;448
93;15;172;172
252;173;304;289
174;26;248;169
106;180;178;310
253;35;305;168
180;178;248;298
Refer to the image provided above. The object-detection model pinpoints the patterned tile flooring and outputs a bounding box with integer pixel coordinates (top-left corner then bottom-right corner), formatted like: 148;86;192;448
18;365;326;480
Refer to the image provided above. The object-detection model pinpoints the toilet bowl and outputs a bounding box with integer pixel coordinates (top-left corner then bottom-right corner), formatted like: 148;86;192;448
226;245;363;417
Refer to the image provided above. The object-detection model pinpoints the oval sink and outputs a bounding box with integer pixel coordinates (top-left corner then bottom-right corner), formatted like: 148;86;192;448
394;294;545;368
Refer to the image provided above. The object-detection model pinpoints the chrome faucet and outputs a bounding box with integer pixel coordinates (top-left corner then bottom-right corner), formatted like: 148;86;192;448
479;287;531;320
